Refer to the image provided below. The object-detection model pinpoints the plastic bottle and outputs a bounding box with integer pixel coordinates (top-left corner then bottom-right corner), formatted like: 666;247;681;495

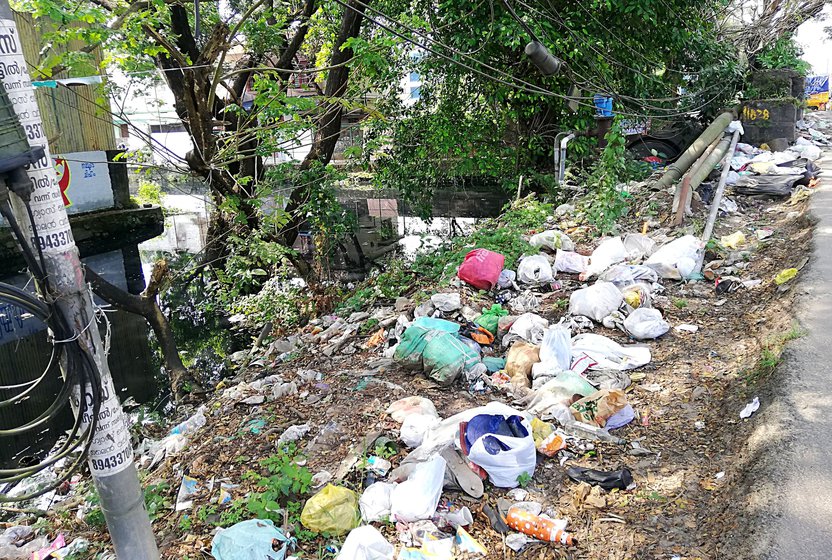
170;406;206;436
506;508;575;545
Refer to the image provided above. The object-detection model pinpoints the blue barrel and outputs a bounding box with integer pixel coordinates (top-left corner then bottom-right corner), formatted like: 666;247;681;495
593;94;614;117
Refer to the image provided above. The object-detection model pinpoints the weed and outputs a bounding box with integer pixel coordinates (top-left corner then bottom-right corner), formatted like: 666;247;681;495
359;318;380;335
85;506;106;529
219;499;248;528
555;298;569;310
584;125;634;234
144;482;171;521
374;442;398;460
744;322;806;385
673;298;688;309
516;472;532;488
179;514;193;532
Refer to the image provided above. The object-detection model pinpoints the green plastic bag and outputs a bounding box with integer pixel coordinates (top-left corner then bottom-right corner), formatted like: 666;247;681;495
475;304;508;335
300;484;360;535
394;326;441;370
422;332;481;385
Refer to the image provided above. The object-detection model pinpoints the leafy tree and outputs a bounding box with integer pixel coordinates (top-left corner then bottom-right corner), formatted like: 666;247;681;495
17;0;372;275
356;0;744;204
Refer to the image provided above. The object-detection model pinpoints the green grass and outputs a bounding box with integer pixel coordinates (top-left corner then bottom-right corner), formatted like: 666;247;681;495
744;322;806;385
673;298;688;309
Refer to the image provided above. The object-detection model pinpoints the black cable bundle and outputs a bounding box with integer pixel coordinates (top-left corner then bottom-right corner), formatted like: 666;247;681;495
0;176;103;503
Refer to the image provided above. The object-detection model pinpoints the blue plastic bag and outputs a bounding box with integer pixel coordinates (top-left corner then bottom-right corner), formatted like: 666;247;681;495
211;519;294;560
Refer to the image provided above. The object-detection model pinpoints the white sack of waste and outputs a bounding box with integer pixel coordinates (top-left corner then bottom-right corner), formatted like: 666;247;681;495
569;281;623;322
623;307;670;340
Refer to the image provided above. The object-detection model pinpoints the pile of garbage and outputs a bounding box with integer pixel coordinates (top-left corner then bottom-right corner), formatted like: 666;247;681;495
721;124;825;200
260;228;700;558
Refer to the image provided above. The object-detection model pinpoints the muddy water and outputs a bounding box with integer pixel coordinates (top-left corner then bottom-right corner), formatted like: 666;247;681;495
0;194;209;467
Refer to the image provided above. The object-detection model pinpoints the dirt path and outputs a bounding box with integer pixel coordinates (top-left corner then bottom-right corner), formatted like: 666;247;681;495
715;147;832;560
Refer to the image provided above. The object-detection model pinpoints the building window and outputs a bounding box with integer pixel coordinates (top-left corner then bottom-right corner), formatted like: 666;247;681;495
119;123;129;138
409;71;420;82
410;86;421;100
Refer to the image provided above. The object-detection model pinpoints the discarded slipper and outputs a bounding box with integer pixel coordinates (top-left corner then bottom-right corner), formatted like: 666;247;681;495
440;448;484;499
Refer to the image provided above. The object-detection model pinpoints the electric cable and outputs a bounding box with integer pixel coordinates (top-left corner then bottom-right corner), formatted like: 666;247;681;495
0;178;103;503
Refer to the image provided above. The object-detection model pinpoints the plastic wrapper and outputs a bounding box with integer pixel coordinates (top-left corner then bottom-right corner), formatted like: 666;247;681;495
457;249;505;290
390;455;446;521
529;230;575;251
517;254;555;285
211;519;294;560
505;342;540;387
623;308;669;340
338;526;394;560
570;389;628;427
566;467;633;491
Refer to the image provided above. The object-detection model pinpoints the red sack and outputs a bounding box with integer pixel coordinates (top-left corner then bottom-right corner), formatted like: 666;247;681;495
457;249;505;291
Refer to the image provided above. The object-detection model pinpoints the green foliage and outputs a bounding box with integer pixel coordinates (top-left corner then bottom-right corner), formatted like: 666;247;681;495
144;482;171;521
673;298;688;309
84;485;106;529
217;446;315;531
85;507;106;529
516;472;532;488
364;0;739;205
136;181;162;206
179;514;193;532
756;34;811;75
583;125;633;235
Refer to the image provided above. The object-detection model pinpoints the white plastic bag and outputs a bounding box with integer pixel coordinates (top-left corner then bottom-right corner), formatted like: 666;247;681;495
621;283;652;309
539;325;571;370
497;269;516;289
623;308;670;340
466;415;536;488
598;264;658;288
390;455;446;521
554;250;588;274
644;235;703;280
582;237;627;279
793;137;822;161
508;313;549;344
529;230;575;251
359;482;396;523
387;397;438;423
338;525;394;560
568;282;623;322
400;413;441;448
516;255;555;285
431;293;461;312
571;333;651;371
623;233;655;260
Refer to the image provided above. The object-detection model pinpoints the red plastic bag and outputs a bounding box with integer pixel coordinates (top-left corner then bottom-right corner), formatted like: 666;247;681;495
457;249;505;291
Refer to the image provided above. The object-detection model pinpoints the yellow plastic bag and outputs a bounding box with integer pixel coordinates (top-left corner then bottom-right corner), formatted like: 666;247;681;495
720;231;746;250
775;268;798;285
300;484;360;535
531;417;553;447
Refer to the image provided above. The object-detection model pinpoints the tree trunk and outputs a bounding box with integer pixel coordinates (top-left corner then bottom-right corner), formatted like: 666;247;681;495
281;0;370;248
84;265;203;402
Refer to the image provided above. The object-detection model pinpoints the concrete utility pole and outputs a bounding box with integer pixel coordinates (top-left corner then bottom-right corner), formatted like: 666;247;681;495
0;2;159;558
